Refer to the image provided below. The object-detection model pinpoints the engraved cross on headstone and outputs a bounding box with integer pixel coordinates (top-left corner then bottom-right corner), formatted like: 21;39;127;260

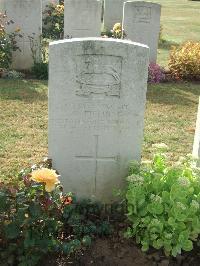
75;135;119;191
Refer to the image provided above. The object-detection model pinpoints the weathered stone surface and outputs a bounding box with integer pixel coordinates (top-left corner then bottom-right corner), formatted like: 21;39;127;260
193;98;200;158
64;0;102;38
48;38;149;202
123;1;161;62
104;0;125;31
0;0;42;70
42;0;59;12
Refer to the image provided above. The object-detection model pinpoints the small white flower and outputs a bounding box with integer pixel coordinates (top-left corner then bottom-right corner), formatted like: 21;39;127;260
191;200;199;209
150;194;162;203
177;202;186;210
31;164;37;170
127;174;144;184
178;176;190;187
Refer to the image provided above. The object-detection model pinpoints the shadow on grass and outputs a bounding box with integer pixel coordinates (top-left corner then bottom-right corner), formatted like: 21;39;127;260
0;79;48;102
147;82;200;106
158;39;179;50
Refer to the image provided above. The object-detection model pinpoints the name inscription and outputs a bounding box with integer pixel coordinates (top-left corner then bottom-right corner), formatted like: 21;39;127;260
51;102;131;131
133;7;151;23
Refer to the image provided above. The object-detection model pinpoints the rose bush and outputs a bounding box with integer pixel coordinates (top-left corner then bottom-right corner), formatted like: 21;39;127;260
0;159;112;265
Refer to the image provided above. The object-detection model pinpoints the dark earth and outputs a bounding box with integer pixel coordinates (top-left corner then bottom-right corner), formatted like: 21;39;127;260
44;234;200;266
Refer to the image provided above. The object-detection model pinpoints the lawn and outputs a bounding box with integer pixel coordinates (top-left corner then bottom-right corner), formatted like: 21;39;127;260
153;0;200;43
0;80;199;180
0;80;48;180
0;0;200;180
152;0;200;66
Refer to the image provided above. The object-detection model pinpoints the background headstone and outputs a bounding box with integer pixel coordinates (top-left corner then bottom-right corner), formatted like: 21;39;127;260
0;0;42;70
104;0;125;31
193;98;200;158
48;37;149;202
123;1;161;62
64;0;102;38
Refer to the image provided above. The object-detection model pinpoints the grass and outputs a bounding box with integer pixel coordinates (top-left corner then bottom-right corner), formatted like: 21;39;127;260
151;0;200;66
153;0;200;43
0;80;199;180
143;82;199;161
0;0;200;180
0;80;48;180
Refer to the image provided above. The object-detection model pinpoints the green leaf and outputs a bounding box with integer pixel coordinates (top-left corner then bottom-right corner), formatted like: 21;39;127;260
178;231;189;243
141;241;149;252
29;203;42;218
162;191;170;203
147;202;163;215
82;235;92;247
153;239;163;249
62;243;71;255
5;223;20;239
182;240;193;251
172;245;181;257
0;192;9;211
124;227;133;238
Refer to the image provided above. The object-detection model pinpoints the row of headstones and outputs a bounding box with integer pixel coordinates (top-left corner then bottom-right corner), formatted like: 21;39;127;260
0;0;161;70
63;0;161;63
0;1;157;202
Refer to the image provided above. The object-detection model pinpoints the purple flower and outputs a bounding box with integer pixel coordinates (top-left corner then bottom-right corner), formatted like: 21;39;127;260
148;63;165;84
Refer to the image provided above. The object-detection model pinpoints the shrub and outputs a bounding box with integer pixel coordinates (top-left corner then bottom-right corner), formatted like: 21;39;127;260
0;160;112;265
31;39;49;80
148;63;165;83
169;41;200;81
0;12;22;69
32;62;48;80
125;154;200;257
43;3;64;40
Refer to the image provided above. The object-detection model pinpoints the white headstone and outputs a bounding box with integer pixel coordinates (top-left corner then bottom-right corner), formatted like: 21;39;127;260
193;98;200;158
123;1;161;63
64;0;102;38
0;0;42;70
49;38;149;202
42;0;59;12
104;0;125;31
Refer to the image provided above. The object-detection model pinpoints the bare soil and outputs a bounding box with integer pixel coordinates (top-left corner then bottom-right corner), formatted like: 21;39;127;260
44;235;200;266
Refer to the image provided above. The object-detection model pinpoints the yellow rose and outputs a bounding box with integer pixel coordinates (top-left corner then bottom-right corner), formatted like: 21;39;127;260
31;168;60;192
113;23;122;33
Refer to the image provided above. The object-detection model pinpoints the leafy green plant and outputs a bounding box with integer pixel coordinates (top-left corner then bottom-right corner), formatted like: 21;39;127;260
42;3;64;40
0;159;112;265
32;62;48;80
125;154;200;257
